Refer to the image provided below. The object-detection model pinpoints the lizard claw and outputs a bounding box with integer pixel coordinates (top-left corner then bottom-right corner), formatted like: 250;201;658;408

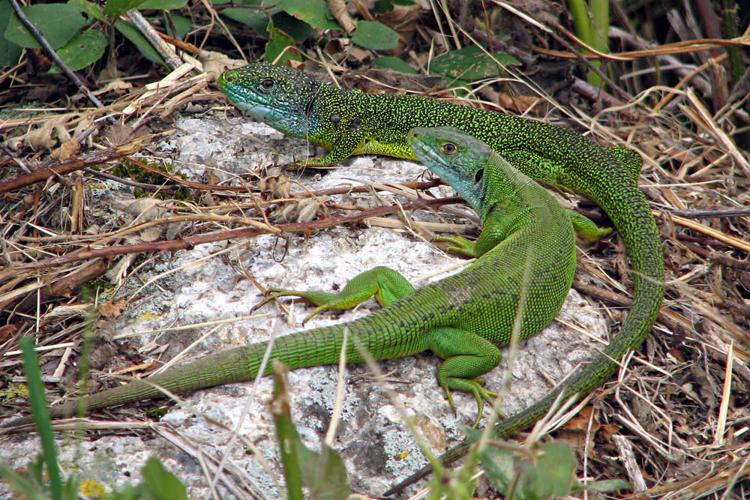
442;379;502;427
442;386;457;414
433;235;478;258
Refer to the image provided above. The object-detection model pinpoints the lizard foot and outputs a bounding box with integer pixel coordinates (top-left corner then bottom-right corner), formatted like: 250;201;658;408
441;378;500;427
258;288;336;324
433;235;478;258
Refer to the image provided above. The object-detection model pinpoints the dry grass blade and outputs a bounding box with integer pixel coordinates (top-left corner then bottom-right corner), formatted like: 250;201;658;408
1;3;749;496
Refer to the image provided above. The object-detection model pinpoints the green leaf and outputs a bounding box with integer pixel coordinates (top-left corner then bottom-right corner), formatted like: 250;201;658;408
524;442;576;498
480;446;517;494
271;11;313;41
163;12;192;39
352;20;399;50
429;45;520;83
138;0;189;10
141;457;188;500
0;0;23;69
111;483;140;500
49;29;107;73
372;56;416;74
575;479;631;493
0;462;44;500
374;0;414;13
223;7;268;34
264;22;301;65
68;0;106;21
276;0;339;30
271;361;350;500
239;0;278;6
300;445;349;500
20;337;64;500
105;0;148;19
4;3;87;49
115;19;165;65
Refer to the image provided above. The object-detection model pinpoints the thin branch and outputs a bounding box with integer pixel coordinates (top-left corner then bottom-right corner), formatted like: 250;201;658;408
126;10;183;70
0;138;148;194
669;207;750;218
0;197;462;278
1;144;31;173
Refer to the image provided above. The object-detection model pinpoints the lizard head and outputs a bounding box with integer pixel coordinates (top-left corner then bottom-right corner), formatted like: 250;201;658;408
218;62;322;138
407;127;494;212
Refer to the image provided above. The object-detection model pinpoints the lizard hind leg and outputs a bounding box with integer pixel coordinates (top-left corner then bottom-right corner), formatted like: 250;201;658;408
264;266;414;323
427;327;502;426
566;209;612;242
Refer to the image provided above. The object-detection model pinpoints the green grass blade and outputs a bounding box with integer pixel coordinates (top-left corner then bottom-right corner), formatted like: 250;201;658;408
20;336;63;500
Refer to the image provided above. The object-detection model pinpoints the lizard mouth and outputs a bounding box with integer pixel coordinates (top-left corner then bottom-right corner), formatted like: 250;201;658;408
407;130;452;175
219;78;268;112
407;128;483;211
218;77;295;130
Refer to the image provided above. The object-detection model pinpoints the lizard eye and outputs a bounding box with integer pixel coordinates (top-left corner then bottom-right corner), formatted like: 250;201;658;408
441;142;457;155
474;169;484;183
260;78;275;90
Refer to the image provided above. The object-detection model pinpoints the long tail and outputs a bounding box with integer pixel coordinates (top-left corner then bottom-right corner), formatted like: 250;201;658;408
385;138;664;495
6;310;428;426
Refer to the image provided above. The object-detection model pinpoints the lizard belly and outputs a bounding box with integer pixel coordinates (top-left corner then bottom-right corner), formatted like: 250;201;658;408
353;138;416;160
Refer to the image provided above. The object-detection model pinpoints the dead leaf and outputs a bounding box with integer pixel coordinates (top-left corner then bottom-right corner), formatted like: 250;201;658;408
328;0;356;33
92;79;133;96
0;324;18;342
349;46;372;63
496;93;549;115
52;138;80;160
296;198;322;222
103;124;136;146
377;3;421;46
112;197;166;220
99;299;129;318
564;405;600;432
26;120;57;150
259;170;291;198
73;112;96;137
201;50;243;81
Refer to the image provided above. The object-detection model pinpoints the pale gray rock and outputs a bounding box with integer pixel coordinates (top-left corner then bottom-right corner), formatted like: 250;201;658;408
1;116;608;499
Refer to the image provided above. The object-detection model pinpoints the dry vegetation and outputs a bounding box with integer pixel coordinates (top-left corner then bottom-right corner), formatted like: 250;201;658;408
1;0;749;497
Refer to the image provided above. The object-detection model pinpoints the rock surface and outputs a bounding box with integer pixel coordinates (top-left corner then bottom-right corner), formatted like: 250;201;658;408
2;116;608;498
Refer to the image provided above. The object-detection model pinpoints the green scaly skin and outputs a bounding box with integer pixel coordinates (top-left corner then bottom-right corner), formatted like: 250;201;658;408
4;128;585;449
217;63;664;493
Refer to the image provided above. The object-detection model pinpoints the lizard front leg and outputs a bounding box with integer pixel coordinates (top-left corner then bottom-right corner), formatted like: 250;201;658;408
260;266;414;323
298;123;364;168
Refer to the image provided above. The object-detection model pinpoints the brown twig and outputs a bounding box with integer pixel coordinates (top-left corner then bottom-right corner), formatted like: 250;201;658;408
1;144;31;173
125;158;442;196
681;241;750;271
657;210;750;253
669;207;750;218
0;138;148;195
9;260;108;314
126;10;182;70
470;29;536;66
0;197;462;279
537;35;750;60
572;279;685;334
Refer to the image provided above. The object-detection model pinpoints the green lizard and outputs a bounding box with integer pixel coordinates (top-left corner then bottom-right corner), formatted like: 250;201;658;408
217;62;664;492
7;127;595;439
